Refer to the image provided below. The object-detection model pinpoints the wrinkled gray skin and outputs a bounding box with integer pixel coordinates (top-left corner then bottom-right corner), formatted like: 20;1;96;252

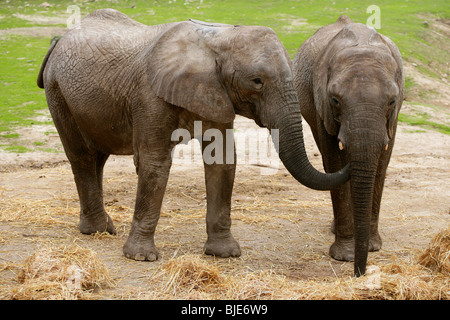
293;15;404;276
38;9;349;262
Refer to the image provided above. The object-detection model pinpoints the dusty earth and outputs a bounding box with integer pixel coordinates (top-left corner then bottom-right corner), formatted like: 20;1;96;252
0;110;449;298
0;16;449;299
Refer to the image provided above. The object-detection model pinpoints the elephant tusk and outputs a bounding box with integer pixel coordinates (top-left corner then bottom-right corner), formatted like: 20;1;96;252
339;141;344;150
385;144;389;151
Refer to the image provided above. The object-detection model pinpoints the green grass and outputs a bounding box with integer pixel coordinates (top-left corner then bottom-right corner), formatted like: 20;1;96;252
398;102;450;134
398;113;450;135
0;0;449;153
2;0;448;58
1;132;19;139
404;76;416;91
0;34;50;132
0;144;32;153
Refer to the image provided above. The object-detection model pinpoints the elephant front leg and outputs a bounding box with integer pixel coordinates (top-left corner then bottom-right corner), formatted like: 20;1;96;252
329;184;355;261
327;152;388;262
203;162;241;258
202;124;241;258
367;148;394;253
329;175;383;260
123;153;172;261
317;132;354;261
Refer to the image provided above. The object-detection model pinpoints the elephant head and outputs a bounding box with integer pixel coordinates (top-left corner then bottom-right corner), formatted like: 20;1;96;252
312;24;404;276
146;20;349;190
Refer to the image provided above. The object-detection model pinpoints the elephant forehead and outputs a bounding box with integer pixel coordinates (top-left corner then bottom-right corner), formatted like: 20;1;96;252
231;29;291;78
330;48;397;87
329;67;398;98
328;59;399;103
233;27;286;58
333;46;397;72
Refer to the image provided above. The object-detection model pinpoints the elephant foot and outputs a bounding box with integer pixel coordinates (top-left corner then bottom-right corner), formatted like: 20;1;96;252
204;235;241;258
123;235;159;261
330;219;336;234
330;233;382;262
79;212;116;235
329;238;354;261
369;233;382;252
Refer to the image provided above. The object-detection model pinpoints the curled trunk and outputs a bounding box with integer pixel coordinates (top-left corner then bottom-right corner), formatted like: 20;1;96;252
268;91;350;191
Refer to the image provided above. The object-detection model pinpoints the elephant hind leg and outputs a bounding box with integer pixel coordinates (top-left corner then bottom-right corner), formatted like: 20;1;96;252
74;151;116;235
47;88;116;234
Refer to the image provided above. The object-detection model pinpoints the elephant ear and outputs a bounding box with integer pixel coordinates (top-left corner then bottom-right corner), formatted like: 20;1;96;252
372;32;404;139
146;22;235;123
312;25;358;136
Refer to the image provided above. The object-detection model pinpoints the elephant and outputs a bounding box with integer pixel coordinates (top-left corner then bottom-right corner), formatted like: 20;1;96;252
293;15;404;276
37;9;349;262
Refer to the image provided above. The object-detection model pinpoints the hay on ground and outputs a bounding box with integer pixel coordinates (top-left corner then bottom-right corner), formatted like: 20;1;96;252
145;254;449;300
148;255;290;300
9;242;114;300
162;255;222;296
418;227;450;275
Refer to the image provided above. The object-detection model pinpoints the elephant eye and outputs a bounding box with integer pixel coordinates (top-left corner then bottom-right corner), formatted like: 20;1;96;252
389;99;396;107
330;96;341;123
250;77;263;91
330;96;340;106
252;78;263;85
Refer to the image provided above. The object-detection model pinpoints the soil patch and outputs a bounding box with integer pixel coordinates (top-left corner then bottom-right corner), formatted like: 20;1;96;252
0;116;448;299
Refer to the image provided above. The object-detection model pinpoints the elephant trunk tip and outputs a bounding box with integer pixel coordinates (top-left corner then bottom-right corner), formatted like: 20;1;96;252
292;160;351;191
354;263;367;277
354;221;371;277
336;162;351;185
317;162;351;191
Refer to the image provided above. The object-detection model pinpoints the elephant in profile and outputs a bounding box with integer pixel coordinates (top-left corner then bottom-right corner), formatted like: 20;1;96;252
293;15;404;276
37;9;349;262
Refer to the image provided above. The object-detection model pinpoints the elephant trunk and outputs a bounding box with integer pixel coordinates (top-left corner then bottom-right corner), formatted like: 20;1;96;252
268;88;350;191
350;152;378;277
346;114;385;277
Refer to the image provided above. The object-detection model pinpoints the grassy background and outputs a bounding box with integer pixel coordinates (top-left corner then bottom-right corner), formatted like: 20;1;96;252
0;0;449;151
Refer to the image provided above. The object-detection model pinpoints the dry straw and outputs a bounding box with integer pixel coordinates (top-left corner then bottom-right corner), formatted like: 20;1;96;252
418;227;450;275
145;255;289;300
7;242;115;300
1;234;449;300
0;197;78;227
163;255;223;296
140;253;449;300
0;192;448;300
143;234;450;300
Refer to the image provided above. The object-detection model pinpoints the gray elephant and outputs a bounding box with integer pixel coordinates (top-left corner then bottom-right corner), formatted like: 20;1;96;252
293;15;404;276
37;9;349;262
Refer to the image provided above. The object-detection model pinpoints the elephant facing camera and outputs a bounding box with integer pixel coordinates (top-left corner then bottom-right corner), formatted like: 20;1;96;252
293;15;404;277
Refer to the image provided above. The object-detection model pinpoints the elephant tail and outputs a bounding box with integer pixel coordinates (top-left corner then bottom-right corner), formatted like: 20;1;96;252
37;36;61;89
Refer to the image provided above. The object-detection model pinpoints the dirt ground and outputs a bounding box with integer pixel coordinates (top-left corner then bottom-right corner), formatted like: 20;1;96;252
0;108;449;299
0;16;449;299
